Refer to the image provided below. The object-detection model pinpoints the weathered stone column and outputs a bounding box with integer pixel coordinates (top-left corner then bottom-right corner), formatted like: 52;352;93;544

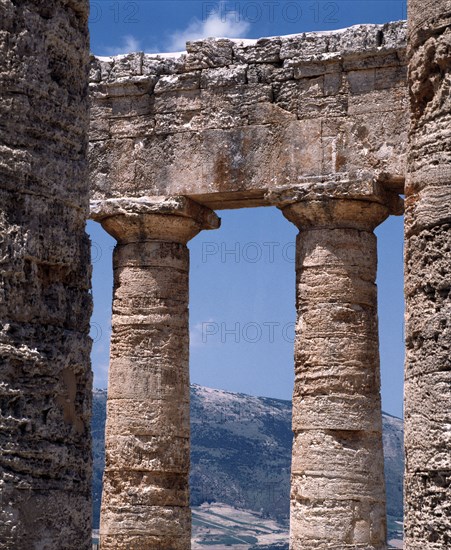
404;1;451;547
0;1;92;548
92;197;219;550
282;198;390;550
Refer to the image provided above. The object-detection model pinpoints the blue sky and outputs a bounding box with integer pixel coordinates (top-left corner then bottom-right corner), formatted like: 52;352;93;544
88;0;407;418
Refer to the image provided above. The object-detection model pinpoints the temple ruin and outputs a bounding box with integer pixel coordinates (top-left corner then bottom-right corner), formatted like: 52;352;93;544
0;0;450;549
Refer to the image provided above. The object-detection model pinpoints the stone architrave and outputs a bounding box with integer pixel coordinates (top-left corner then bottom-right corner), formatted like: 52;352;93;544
91;197;219;549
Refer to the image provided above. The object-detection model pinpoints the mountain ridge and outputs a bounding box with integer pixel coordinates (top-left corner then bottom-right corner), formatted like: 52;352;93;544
92;385;404;544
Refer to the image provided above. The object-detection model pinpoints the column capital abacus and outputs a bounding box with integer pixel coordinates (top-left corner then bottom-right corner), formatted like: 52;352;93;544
266;178;403;231
90;196;220;244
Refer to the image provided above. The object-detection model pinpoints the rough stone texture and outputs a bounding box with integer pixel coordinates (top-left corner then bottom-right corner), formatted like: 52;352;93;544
282;197;391;550
93;198;219;549
2;1;450;546
404;1;451;547
0;0;92;548
88;22;408;211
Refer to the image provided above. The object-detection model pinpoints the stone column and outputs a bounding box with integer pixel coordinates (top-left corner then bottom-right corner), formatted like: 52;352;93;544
0;1;92;548
282;198;390;550
405;1;451;547
92;197;219;550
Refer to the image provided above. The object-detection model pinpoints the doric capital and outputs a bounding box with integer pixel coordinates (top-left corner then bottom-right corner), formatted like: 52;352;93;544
282;199;390;231
90;196;220;244
268;178;402;230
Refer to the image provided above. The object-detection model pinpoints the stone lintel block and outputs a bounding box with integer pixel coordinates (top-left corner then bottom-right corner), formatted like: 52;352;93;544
186;38;234;68
292;394;382;432
153;89;202;114
90;76;157;100
105;433;189;473
232;38;282;64
280;22;406;62
143;54;187;76
292;60;342;78
154;72;201;94
343;51;404;71
90;23;406;84
297;94;349;119
107;53;144;79
200;64;247;88
280;34;330;61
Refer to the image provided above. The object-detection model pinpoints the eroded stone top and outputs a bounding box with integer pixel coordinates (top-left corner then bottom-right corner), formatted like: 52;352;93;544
90;21;406;82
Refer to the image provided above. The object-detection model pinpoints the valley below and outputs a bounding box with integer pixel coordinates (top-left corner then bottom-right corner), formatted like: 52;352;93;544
92;385;404;548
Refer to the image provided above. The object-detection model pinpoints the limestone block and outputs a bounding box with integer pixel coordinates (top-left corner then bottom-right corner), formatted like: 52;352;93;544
233;38;282;64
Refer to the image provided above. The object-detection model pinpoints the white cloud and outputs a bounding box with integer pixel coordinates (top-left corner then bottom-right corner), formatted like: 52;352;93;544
167;4;250;52
105;34;141;56
190;319;218;348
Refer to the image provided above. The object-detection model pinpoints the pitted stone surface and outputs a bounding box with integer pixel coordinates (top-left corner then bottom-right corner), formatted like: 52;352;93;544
404;1;451;545
283;199;389;550
0;1;92;548
89;22;408;210
98;201;218;549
